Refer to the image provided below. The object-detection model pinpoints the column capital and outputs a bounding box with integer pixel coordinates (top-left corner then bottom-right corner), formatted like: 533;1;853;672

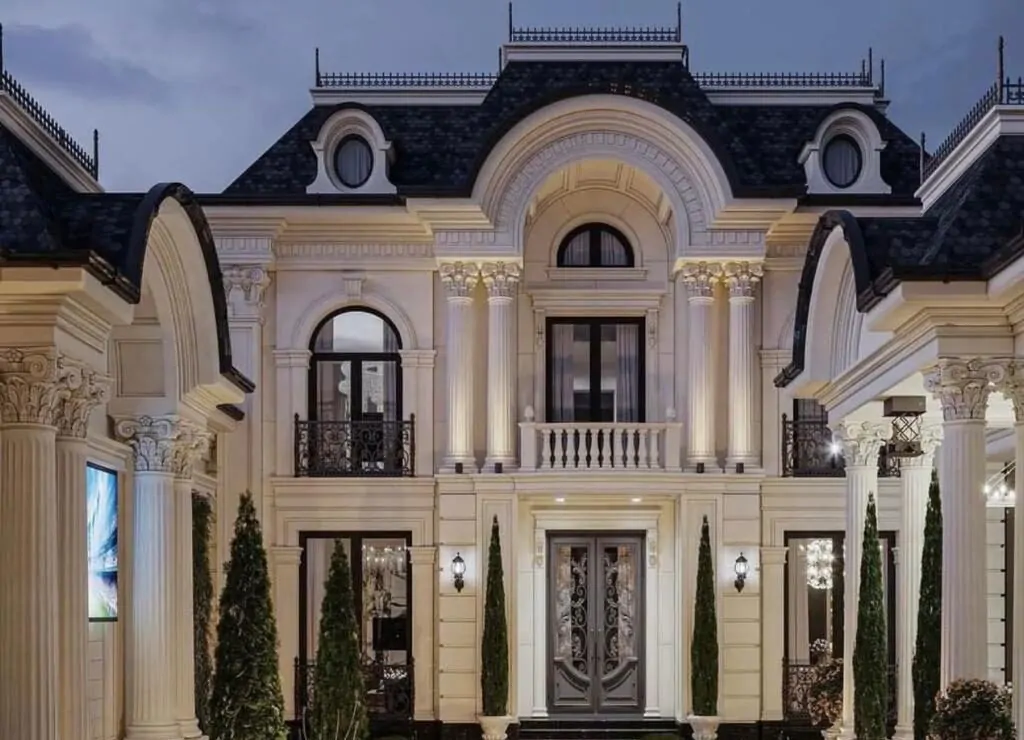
408;545;437;565
0;347;77;426
114;416;211;476
223;264;272;318
269;545;304;567
760;546;789;566
398;349;436;368
723;261;763;301
272;348;312;369
481;262;521;302
439;261;480;301
900;424;943;468
679;261;722;302
56;366;113;439
924;358;1009;421
996;362;1024;422
833;419;890;467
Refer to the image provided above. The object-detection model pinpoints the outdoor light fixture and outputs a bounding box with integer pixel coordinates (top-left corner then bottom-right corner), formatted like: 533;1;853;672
733;553;749;593
451;552;466;593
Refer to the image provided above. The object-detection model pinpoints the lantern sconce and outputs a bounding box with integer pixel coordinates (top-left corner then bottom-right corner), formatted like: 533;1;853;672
451;552;466;593
733;553;749;593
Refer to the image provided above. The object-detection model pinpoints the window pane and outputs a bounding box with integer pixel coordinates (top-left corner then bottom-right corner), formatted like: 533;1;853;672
551;323;589;422
313;310;400;353
355;360;399;421
599;230;629;266
602;324;640;422
306;537;352;660
316;360;352;421
562;232;590;266
363;538;408;661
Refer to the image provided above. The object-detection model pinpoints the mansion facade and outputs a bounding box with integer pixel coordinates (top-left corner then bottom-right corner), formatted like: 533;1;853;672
2;14;1024;740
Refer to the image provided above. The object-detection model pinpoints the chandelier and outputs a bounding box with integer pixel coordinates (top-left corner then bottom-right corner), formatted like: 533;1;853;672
805;538;834;591
982;462;1015;505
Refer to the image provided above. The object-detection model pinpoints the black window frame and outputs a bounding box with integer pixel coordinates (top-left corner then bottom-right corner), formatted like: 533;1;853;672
544;316;646;423
307;307;403;422
821;133;863;189
334;134;374;189
555;223;636;268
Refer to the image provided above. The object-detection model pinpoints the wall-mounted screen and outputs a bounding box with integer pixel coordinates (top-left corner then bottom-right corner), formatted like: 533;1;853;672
87;463;119;621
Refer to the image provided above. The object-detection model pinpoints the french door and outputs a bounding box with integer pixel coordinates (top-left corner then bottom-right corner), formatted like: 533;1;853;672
547;533;645;714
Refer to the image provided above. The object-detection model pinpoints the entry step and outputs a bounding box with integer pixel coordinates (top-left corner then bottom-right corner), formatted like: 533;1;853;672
518;718;679;740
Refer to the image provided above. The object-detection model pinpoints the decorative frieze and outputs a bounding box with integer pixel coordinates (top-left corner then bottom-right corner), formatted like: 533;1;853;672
680;261;722;301
439;262;480;300
833;419;890;467
923;358;1008;421
114;416;211;478
481;262;520;301
723;261;763;301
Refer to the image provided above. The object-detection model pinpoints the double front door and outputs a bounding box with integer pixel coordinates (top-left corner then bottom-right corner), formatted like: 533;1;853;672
548;533;644;714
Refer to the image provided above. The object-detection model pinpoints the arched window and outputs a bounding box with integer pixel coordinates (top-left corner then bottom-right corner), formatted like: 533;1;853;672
556;224;635;268
304;308;406;476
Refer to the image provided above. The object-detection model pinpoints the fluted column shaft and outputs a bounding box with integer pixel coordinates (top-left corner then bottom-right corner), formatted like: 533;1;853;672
482;262;519;470
893;430;941;740
682;262;720;471
440;263;479;470
925;359;1002;685
835;420;888;740
724;262;761;469
0;348;96;740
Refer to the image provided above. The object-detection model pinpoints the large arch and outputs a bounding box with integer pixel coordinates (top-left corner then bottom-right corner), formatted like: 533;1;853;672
774;210;881;391
472;95;734;255
288;291;419;353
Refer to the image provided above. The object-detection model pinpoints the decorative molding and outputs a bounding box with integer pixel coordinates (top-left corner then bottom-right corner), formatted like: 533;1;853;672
998;362;1024;422
481;262;521;301
273;242;435;265
760;546;788;567
900;424;943;468
800;107;892;195
923;358;1009;422
56;365;112;439
341;273;364;299
408;545;437;565
0;348;79;426
534;528;545;568
398;349;437;368
647;527;658;568
723;261;763;301
223;265;272;312
833;419;890;467
680;261;722;301
646;309;659;349
113;415;212;477
439;262;480;300
272;349;312;369
534;308;547;349
214;236;276;263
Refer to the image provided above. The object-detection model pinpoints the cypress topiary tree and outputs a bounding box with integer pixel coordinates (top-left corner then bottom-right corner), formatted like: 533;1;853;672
210;492;286;740
481;515;509;717
853;494;888;740
912;470;942;740
309;540;367;740
691;515;719;717
192;492;215;735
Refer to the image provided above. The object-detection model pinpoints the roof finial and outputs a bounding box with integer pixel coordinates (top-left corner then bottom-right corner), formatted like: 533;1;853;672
998;36;1005;99
508;2;513;41
868;47;874;85
879;58;886;97
315;47;321;87
676;2;682;42
0;22;5;79
919;131;926;184
92;129;99;179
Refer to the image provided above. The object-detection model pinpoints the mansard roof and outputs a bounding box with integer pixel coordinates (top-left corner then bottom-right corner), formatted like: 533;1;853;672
0;122;253;395
222;60;923;199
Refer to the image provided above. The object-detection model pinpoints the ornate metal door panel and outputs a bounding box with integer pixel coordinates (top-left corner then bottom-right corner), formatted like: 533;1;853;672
548;534;644;714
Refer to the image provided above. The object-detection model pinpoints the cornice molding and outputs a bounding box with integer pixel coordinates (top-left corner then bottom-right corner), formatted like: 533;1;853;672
273;241;435;271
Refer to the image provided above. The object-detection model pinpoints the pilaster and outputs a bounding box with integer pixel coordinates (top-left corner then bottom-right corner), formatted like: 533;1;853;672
273;349;311;477
440;262;480;471
760;546;788;721
482;262;520;471
724;261;762;471
408;546;437;720
681;262;721;472
924;358;1007;685
270;546;304;719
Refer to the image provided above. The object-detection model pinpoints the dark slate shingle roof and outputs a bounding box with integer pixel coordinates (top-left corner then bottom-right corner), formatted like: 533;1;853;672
224;60;923;198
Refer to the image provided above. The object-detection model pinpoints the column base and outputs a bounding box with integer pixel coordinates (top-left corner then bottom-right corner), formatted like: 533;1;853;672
440;456;477;474
726;455;759;474
180;719;204;739
483;456;516;473
125;723;183;740
688;457;719;474
892;724;914;740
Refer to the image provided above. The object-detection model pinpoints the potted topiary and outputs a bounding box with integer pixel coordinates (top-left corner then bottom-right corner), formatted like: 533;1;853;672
688;516;719;740
929;679;1013;740
479;516;512;740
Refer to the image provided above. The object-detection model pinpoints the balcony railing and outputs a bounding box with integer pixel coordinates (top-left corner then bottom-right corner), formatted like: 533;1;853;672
519;418;683;471
294;658;413;730
783;659;895;726
781;415;899;478
294;415;415;477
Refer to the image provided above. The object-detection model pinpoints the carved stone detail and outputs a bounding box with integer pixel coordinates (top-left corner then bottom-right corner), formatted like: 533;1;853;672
997;362;1024;422
481;262;521;300
899;424;943;468
534;529;545;568
0;348;74;426
115;416;212;477
439;262;480;300
923;358;1009;422
680;262;722;301
833;419;890;468
646;309;659;348
723;261;763;301
647;528;658;568
56;365;112;438
223;265;272;308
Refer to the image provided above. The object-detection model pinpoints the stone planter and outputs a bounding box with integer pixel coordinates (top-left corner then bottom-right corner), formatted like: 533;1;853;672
687;714;720;740
478;715;513;740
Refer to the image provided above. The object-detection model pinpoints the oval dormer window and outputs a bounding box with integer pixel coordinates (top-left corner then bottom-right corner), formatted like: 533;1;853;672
822;134;863;189
334;135;373;189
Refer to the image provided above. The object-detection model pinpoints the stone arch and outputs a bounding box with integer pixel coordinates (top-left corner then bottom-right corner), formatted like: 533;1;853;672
830;260;863;377
291;291;418;353
473;95;733;256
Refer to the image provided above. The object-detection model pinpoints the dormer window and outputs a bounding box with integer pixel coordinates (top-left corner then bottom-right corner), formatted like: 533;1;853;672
557;224;635;268
334;135;374;188
822;135;863;189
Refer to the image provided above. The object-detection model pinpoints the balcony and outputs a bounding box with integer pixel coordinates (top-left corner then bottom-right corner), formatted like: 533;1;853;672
519;417;682;472
781;415;899;478
294;415;415;477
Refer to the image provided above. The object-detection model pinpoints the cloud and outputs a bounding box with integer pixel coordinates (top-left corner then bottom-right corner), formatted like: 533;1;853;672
2;23;172;104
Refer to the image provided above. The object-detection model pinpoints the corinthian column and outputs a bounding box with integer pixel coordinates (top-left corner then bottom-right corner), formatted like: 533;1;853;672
440;262;479;471
681;262;721;472
0;348;74;740
924;358;1004;685
55;366;112;740
116;416;191;740
482;262;519;471
998;365;1024;734
893;425;942;740
724;261;762;472
834;419;890;740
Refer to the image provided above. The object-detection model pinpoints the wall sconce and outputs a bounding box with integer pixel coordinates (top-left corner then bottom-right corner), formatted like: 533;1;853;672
733;553;749;593
451;552;466;593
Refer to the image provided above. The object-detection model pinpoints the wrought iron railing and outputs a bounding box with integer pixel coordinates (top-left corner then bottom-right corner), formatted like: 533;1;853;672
294;416;415;477
783;659;896;726
294;658;414;728
509;26;682;43
693;71;872;88
0;69;98;177
781;415;899;478
316;71;498;88
923;76;1024;179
